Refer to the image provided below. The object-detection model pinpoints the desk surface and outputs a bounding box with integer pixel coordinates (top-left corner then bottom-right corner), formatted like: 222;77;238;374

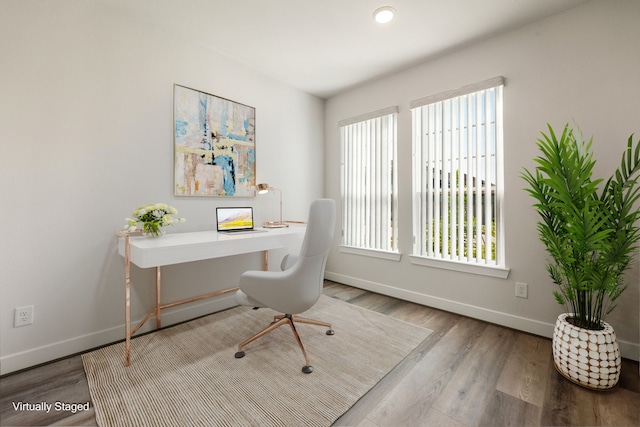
118;227;305;268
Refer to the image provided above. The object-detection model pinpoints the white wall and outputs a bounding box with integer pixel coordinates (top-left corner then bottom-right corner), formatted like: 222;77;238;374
325;0;640;360
0;0;324;374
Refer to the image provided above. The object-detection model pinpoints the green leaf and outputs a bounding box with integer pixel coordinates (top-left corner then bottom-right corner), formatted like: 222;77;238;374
521;125;640;328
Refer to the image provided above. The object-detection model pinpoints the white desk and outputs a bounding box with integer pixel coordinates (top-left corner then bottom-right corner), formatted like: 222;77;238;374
116;227;304;365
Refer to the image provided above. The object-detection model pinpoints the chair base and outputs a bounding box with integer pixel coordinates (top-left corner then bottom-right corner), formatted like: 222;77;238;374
235;313;334;374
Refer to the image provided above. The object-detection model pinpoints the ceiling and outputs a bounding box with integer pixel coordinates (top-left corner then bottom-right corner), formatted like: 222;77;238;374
99;0;590;98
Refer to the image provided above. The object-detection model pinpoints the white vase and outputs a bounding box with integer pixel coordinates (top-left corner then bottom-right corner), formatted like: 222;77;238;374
552;313;621;390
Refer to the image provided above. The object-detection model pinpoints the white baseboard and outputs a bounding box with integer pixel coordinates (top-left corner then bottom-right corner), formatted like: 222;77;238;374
325;271;639;362
4;275;637;375
0;295;238;376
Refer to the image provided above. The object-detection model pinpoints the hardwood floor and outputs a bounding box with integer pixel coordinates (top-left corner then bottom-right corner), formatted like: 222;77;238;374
1;281;638;426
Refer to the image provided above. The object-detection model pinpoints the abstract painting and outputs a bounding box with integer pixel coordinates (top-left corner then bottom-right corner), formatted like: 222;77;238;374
174;85;256;197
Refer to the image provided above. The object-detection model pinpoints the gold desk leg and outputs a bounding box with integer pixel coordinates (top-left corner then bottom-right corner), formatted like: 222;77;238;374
118;229;262;367
155;266;161;328
124;233;132;367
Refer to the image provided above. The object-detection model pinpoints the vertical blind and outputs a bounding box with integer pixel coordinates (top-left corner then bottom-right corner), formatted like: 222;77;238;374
411;77;504;265
340;107;398;252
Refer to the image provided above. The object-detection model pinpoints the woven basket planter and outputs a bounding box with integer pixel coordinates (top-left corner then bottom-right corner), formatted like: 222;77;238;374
552;313;621;390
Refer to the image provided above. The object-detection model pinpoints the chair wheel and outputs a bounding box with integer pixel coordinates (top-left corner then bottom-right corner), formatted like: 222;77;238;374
234;351;245;359
302;365;314;374
326;329;335;335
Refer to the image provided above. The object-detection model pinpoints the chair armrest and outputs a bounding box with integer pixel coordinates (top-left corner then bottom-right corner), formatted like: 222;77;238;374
280;254;299;271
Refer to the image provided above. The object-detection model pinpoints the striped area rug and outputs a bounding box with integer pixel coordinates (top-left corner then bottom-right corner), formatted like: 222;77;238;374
82;295;431;427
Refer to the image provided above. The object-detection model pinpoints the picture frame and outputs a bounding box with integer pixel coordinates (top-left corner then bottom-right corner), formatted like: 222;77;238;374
173;84;256;197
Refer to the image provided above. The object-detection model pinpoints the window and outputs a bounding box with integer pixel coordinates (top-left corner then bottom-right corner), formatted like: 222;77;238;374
339;107;398;257
411;77;507;276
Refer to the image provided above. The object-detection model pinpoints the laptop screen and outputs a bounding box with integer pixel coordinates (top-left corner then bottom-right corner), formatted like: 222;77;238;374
216;207;254;231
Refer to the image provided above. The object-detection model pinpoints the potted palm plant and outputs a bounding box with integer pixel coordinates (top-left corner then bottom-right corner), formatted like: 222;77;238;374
521;124;640;390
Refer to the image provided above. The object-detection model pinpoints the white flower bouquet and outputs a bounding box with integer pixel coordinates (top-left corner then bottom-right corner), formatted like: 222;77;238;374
124;203;185;237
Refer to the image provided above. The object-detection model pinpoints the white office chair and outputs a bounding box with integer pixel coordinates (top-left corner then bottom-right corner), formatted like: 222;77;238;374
234;198;336;373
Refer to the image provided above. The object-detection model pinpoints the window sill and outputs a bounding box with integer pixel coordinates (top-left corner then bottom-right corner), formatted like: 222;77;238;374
409;255;510;279
339;246;402;262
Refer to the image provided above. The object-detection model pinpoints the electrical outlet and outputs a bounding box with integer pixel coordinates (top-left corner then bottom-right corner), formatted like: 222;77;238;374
515;282;528;299
14;305;34;327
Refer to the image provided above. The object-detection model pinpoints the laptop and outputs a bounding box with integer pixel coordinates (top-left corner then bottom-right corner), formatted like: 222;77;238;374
216;207;264;233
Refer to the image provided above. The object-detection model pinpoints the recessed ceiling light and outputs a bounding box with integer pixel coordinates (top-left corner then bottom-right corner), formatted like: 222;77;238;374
373;6;395;24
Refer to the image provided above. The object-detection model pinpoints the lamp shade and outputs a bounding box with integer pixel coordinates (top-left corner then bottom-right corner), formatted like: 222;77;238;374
256;183;270;194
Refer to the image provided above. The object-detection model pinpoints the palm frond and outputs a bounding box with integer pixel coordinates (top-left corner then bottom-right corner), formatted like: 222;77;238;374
522;125;640;329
